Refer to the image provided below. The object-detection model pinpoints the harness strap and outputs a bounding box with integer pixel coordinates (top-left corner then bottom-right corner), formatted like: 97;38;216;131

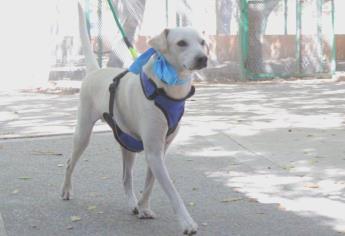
140;72;195;101
140;71;195;135
108;70;128;116
103;70;195;153
103;70;144;153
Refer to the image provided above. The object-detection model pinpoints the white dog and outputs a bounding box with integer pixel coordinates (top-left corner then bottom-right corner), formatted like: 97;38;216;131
62;4;207;235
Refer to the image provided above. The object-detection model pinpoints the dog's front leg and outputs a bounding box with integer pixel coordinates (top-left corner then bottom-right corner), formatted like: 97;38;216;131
144;140;197;235
137;137;175;219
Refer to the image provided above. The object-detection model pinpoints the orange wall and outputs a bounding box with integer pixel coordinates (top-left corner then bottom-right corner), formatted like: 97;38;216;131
336;35;345;60
135;35;345;61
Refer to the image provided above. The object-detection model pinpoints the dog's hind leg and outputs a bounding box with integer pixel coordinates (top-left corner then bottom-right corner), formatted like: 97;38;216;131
121;147;139;214
61;101;98;200
137;166;156;219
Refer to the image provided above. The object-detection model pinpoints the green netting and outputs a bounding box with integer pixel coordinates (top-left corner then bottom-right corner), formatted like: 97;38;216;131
241;0;335;80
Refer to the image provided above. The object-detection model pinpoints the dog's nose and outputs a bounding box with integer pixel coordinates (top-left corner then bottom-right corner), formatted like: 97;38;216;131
195;55;208;69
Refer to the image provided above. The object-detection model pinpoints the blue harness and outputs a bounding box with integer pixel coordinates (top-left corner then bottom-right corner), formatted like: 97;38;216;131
103;70;195;153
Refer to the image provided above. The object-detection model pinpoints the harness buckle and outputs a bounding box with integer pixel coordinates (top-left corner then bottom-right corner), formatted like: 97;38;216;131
147;90;157;100
109;82;117;93
148;88;166;100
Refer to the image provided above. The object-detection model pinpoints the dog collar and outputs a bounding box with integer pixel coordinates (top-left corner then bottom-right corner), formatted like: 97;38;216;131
128;48;190;86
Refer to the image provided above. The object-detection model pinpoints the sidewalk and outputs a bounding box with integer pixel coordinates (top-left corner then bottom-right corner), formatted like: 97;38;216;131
1;80;345;235
0;83;107;139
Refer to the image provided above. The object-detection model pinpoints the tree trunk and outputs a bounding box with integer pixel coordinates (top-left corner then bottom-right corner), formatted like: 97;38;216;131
247;1;279;73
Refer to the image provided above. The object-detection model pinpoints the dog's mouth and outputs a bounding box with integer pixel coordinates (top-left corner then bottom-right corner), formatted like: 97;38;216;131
183;63;207;71
184;64;207;71
193;63;207;70
183;56;208;71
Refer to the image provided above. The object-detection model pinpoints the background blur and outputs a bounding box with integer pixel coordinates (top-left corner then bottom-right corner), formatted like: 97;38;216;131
0;0;344;89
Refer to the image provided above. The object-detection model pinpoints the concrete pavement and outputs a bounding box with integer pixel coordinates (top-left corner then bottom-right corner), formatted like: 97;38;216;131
0;213;7;236
1;79;345;235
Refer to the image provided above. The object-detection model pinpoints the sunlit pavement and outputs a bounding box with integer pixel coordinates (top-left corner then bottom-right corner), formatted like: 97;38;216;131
1;80;345;236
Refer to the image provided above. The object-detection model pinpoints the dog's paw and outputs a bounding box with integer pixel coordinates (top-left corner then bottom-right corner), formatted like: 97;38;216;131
128;198;139;215
61;188;71;200
132;207;139;215
138;208;156;219
181;219;198;235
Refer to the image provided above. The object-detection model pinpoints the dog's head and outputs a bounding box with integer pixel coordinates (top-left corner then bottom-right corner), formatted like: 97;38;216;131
148;27;208;72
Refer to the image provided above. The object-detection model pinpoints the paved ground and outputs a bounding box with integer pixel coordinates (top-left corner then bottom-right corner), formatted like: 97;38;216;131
1;80;345;236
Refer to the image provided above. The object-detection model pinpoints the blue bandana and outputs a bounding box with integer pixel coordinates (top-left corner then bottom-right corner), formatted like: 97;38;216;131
128;48;189;85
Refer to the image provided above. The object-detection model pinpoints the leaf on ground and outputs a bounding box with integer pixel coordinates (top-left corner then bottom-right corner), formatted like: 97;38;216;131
18;176;32;180
31;150;63;156
67;225;74;230
189;202;196;207
221;197;244;203
12;189;19;194
201;222;208;226
87;205;97;211
278;204;286;210
282;164;295;170
100;176;109;180
229;163;240;166
192;187;198;191
309;160;318;165
96;211;104;214
306;134;314;137
89;192;103;198
89;192;97;196
70;216;81;222
248;198;258;203
304;183;319;189
57;164;64;167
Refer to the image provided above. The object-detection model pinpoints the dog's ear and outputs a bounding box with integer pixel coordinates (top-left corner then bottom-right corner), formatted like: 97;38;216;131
148;29;170;52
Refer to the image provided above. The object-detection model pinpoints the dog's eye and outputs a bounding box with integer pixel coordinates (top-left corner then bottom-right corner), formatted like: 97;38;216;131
201;40;205;46
177;40;188;47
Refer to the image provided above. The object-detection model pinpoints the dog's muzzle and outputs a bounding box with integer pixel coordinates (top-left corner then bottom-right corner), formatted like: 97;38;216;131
193;55;208;70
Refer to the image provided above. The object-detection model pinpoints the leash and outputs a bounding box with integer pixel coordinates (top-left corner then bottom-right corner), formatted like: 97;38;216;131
106;0;139;59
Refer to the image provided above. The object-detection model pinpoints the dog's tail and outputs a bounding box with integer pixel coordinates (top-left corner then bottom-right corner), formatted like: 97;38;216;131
78;2;100;73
